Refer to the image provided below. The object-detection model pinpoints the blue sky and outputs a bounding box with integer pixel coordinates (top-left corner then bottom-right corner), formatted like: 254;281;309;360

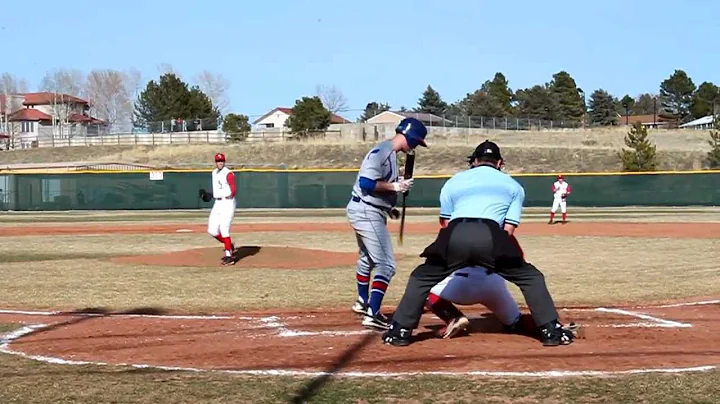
1;0;718;121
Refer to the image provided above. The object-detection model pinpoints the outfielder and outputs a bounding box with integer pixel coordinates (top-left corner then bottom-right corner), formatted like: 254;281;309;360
549;175;571;224
206;153;237;265
347;117;428;331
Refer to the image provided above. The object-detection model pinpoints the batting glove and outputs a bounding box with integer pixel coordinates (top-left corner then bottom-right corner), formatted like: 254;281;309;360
392;178;414;193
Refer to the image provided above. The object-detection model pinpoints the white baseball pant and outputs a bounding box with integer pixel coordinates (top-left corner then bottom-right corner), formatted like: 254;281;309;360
551;197;567;213
207;198;236;238
429;266;521;326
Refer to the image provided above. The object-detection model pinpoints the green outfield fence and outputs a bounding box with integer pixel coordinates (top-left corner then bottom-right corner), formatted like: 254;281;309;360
0;169;719;211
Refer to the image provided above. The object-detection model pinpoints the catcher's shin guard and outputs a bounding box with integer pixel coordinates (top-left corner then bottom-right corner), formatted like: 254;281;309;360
426;294;465;324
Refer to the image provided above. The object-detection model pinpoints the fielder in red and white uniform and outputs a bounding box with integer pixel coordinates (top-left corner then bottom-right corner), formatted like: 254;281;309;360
549;175;571;224
207;153;237;265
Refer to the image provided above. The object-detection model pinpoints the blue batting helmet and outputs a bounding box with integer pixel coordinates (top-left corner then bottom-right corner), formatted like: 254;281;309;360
395;117;428;148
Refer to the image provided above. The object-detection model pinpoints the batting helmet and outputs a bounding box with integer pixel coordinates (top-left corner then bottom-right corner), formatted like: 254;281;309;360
215;153;226;162
395;117;428;149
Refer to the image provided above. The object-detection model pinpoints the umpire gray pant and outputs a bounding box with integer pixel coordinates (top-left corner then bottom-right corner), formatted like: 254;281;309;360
390;218;560;330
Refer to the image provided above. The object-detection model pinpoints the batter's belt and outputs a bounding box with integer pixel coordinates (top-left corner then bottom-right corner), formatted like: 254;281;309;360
351;195;392;214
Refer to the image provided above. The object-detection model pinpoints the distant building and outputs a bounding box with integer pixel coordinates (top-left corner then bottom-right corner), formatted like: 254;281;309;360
252;107;350;129
679;115;715;130
617;114;677;128
365;110;452;126
0;92;107;149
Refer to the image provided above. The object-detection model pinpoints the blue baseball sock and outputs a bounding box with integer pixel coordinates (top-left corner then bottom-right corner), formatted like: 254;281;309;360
356;271;370;304
369;274;390;315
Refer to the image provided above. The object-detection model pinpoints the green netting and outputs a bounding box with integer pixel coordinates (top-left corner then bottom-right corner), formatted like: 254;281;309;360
1;171;718;211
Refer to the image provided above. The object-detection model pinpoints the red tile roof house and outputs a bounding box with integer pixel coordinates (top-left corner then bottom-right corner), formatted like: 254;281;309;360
0;92;106;149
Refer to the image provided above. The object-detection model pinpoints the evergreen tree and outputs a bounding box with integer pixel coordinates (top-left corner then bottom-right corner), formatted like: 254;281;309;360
589;89;620;126
415;85;448;116
133;73;219;129
359;101;390;122
285;96;332;137
461;72;515;117
707;115;720;169
619;122;657;172
548;71;585;121
515;85;556;120
222;113;251;142
659;69;696;123
690;82;720;119
633;93;659;115
619;94;635;114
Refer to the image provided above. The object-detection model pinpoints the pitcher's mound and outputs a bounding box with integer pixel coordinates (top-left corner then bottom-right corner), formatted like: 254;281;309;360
112;246;358;269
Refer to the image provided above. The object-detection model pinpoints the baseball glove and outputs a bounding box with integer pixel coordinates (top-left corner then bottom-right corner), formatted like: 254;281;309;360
198;188;213;202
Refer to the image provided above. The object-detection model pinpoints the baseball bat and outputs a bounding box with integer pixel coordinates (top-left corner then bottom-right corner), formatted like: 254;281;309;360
398;151;415;245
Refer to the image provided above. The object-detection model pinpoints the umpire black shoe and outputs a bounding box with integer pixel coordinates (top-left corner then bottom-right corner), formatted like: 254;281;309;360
382;322;412;346
539;320;574;346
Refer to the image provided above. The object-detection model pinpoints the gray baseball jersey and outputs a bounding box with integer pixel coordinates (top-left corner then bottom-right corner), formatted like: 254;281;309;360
351;140;399;210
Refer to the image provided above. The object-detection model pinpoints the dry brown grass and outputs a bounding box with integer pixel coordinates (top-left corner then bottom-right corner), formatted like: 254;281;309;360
0;127;714;174
0;230;718;312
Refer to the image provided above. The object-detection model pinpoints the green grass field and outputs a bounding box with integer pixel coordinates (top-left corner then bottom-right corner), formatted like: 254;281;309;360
0;209;719;403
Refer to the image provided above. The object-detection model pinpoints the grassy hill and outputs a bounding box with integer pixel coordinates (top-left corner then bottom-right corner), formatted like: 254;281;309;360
0;127;714;174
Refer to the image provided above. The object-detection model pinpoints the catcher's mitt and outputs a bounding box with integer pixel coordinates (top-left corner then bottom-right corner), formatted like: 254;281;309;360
198;188;213;202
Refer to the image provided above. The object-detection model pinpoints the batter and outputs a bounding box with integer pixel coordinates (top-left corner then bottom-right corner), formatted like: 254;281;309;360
207;153;237;265
347;117;428;331
549;174;571;224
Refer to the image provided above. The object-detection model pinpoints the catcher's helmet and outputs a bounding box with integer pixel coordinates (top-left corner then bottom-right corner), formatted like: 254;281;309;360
215;153;226;162
396;117;428;148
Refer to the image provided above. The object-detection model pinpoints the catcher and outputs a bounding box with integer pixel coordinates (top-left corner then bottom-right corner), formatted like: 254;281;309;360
549;175;571;224
199;153;237;265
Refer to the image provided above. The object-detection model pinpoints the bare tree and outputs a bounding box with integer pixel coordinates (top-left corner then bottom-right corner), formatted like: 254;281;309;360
193;70;230;114
84;69;137;132
39;68;85;96
315;84;349;115
0;73;29;94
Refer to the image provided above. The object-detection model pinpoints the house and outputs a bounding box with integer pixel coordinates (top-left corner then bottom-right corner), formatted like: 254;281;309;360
0;92;107;149
252;107;351;129
365;110;452;126
679;115;715;130
617;114;677;128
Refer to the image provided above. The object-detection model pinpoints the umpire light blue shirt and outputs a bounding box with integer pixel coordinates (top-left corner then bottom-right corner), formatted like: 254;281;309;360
439;165;525;227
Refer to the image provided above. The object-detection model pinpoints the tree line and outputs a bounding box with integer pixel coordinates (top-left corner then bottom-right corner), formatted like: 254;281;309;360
361;69;720;126
2;67;719;137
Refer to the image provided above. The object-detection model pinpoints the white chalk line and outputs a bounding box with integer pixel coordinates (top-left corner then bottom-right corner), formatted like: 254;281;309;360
0;324;716;379
594;308;692;328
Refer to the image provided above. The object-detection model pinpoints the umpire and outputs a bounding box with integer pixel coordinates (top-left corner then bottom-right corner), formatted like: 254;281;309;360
382;140;575;347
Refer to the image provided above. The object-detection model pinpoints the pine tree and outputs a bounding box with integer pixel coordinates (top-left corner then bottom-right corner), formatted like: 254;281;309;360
548;71;585;122
285;96;332;137
707;115;720;169
359;101;390;122
415;85;448;116
619;122;658;172
589;89;620;126
222;113;251;142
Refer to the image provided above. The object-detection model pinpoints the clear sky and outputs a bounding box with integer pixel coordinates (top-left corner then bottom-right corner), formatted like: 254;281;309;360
1;0;718;121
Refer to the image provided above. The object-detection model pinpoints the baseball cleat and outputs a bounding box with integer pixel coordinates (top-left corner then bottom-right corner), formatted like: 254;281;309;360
442;316;470;339
362;311;390;331
351;298;367;315
382;323;412;346
221;256;235;266
539;320;575;346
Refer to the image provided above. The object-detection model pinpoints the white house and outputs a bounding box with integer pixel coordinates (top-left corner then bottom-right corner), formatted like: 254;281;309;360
679;115;715;130
366;110;452;126
0;92;107;149
253;107;350;129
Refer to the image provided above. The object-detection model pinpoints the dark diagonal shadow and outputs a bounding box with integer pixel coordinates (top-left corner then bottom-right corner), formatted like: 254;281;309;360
288;331;377;403
232;246;261;264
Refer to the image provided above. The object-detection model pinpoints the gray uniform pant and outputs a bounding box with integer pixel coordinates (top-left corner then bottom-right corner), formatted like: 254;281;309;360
346;199;396;286
391;218;559;330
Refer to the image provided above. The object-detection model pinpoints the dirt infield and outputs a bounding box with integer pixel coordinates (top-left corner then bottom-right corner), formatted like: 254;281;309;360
1;221;720;238
1;301;718;376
